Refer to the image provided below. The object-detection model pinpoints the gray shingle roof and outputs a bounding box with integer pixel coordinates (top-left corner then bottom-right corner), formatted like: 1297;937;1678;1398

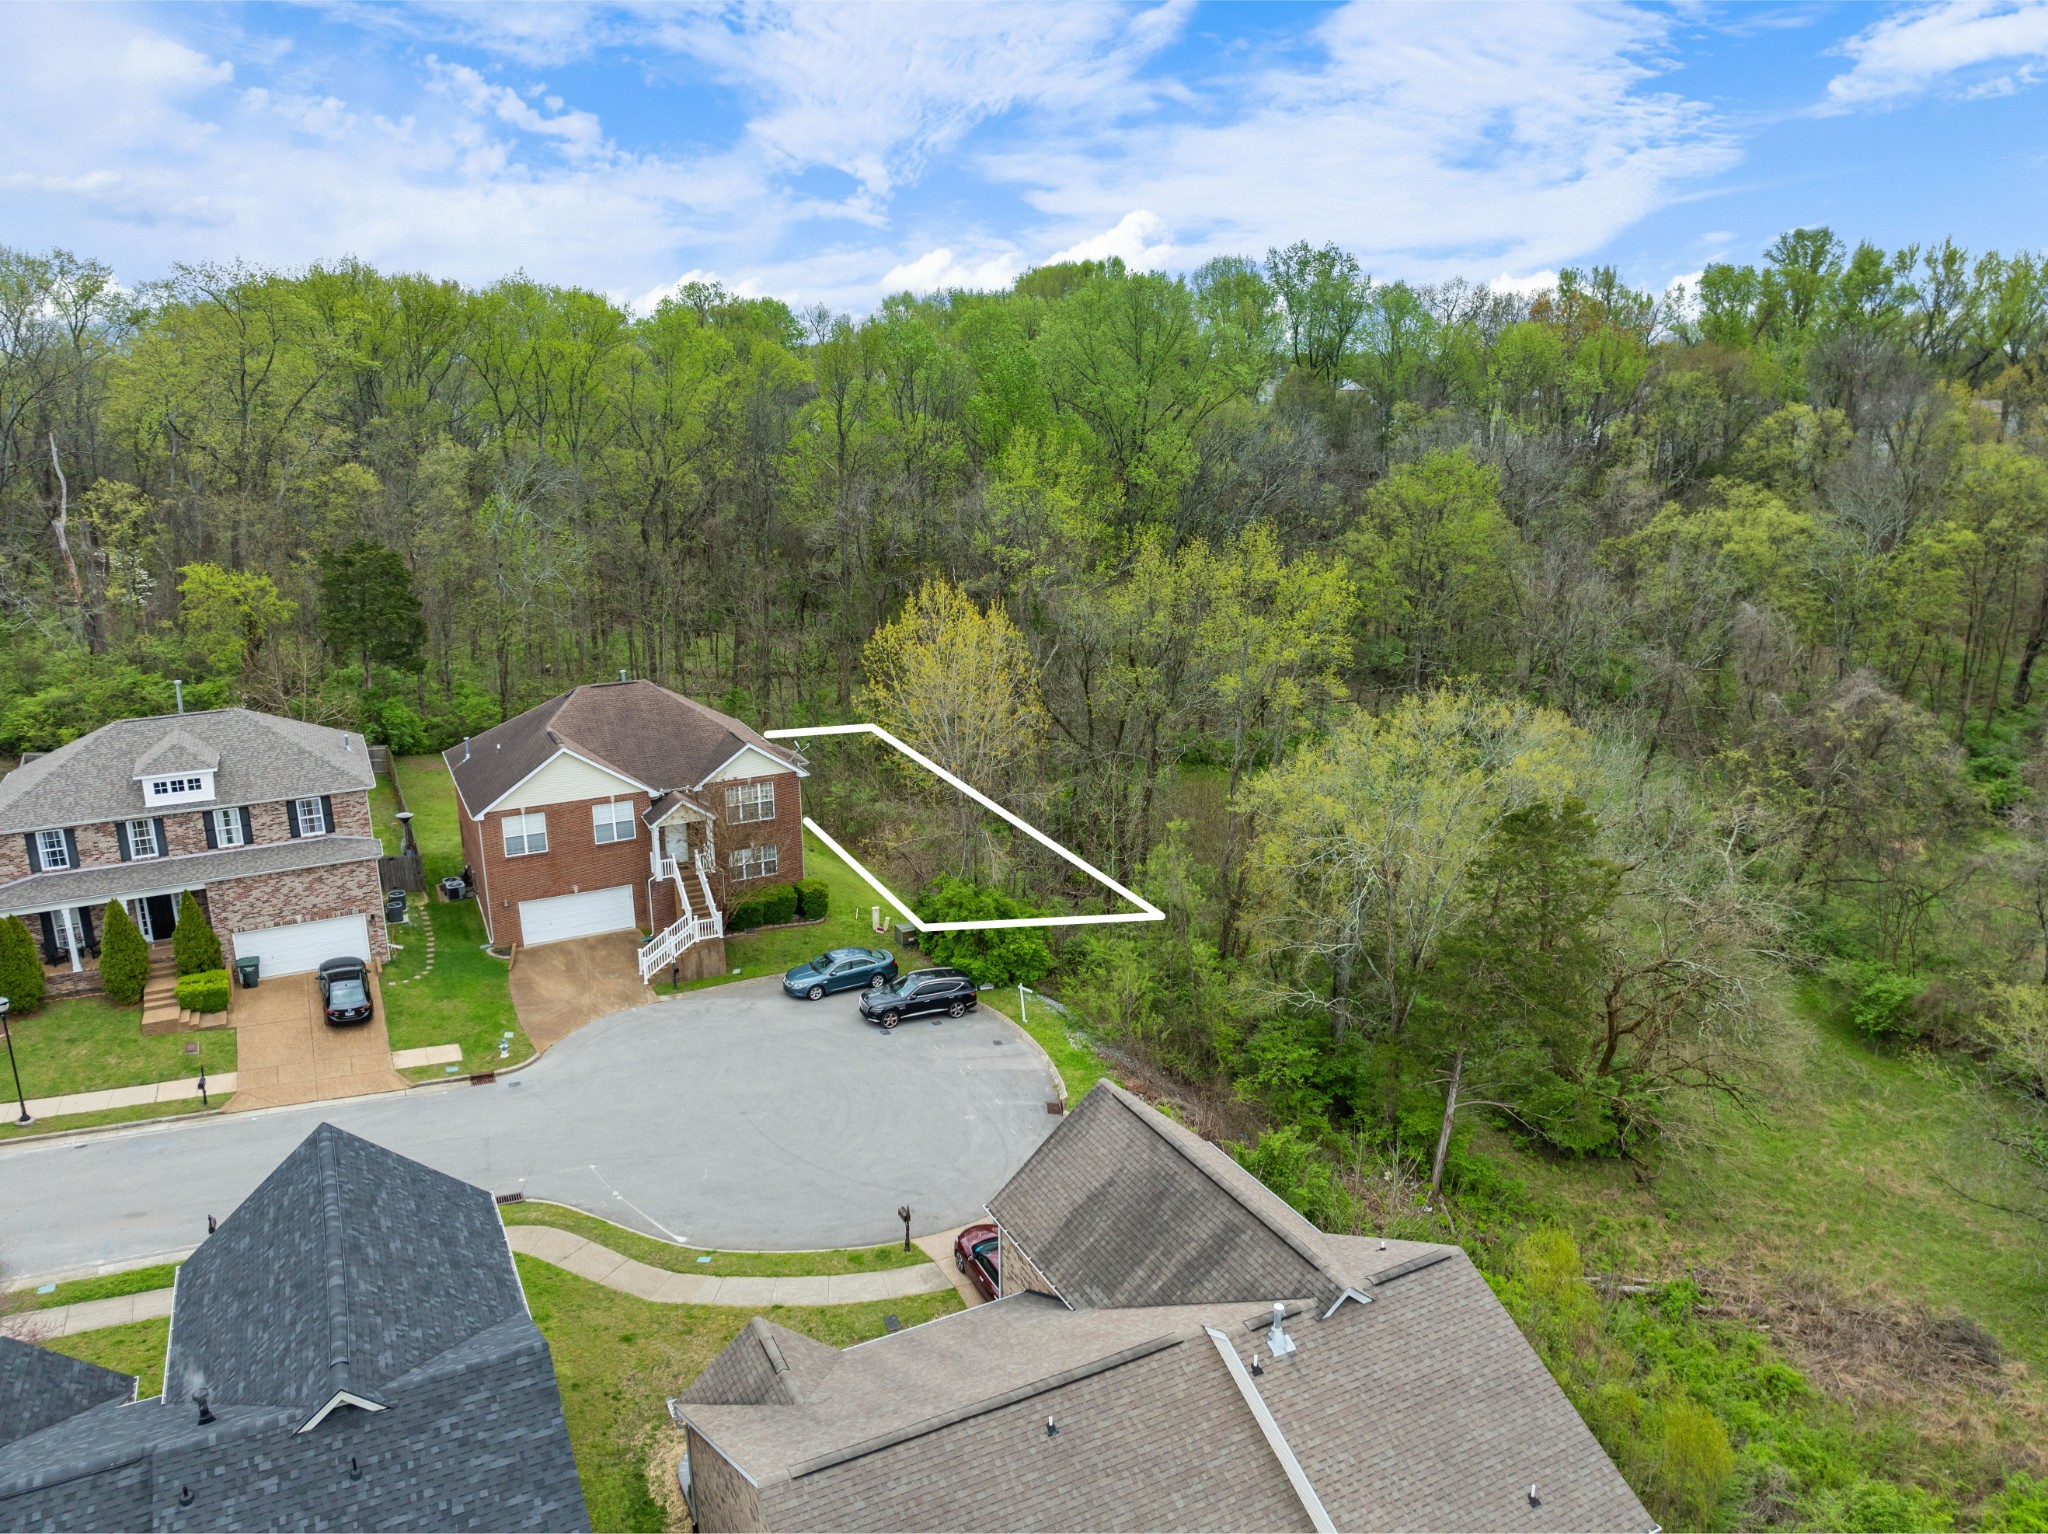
0;836;382;915
988;1081;1347;1310
0;709;373;834
132;728;222;778
0;1124;588;1533
444;680;798;814
0;1340;134;1449
674;1083;1653;1533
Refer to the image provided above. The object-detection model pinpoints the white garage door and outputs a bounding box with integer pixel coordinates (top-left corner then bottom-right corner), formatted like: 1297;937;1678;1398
232;913;371;978
518;885;636;947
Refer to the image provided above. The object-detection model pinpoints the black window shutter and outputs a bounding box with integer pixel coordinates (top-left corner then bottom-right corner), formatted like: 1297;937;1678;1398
286;800;301;838
118;822;131;862
156;817;169;855
321;795;334;834
24;834;39;874
63;829;78;867
204;811;218;850
240;808;253;844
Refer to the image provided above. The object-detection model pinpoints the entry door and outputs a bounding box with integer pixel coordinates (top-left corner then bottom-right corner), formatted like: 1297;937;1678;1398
139;894;178;942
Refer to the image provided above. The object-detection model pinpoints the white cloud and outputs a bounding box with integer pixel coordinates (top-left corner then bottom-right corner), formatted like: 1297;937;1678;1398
879;247;1020;294
1046;211;1177;270
1823;0;2048;111
631;268;764;314
1489;270;1562;297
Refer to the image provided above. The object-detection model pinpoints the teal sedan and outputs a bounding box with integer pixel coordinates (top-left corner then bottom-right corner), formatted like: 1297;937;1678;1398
782;947;898;1001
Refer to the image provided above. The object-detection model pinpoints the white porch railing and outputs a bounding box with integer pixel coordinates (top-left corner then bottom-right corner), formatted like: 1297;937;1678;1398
639;849;725;983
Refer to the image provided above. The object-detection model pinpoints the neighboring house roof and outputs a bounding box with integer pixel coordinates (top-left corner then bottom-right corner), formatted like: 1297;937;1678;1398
0;1344;134;1449
675;1082;1652;1533
444;679;801;816
0;1124;588;1532
0;709;373;835
0;835;382;916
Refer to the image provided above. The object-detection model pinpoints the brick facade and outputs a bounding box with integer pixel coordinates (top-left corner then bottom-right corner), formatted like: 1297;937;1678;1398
0;836;24;882
470;791;659;949
207;859;390;962
710;771;806;910
7;790;373;872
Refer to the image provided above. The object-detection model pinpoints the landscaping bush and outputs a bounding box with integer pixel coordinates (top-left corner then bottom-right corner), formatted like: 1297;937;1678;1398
174;969;231;1014
795;877;829;921
917;877;1052;986
0;914;45;1014
172;892;222;976
1826;958;1927;1041
730;883;800;931
98;901;151;1005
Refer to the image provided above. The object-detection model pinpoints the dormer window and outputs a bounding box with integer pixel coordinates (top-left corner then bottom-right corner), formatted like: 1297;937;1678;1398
144;771;215;806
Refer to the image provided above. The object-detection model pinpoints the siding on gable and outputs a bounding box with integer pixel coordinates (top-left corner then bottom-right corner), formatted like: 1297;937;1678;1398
700;746;801;787
488;752;645;813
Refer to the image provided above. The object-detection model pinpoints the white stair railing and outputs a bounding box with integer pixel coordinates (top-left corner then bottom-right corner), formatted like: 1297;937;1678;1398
639;844;722;982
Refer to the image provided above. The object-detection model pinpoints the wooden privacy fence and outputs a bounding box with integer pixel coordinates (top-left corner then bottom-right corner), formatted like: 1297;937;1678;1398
378;752;426;892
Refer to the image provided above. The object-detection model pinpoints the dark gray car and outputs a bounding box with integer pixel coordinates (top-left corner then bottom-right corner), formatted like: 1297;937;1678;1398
858;967;977;1029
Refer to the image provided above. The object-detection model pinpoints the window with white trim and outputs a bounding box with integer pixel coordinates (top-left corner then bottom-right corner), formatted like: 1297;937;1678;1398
294;797;328;836
725;781;776;824
144;773;213;806
729;843;779;880
126;819;160;859
592;801;635;845
213;808;245;848
502;811;548;857
37;829;71;870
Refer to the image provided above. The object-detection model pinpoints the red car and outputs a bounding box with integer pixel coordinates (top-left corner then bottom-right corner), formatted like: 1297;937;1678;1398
954;1222;1000;1301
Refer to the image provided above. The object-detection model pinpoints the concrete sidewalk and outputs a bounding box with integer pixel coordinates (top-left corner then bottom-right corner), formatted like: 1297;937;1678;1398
23;1074;239;1120
503;1224;953;1307
1;1286;176;1341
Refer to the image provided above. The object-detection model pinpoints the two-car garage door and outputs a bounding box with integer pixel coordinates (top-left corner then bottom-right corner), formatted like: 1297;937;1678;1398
232;913;371;978
517;885;636;947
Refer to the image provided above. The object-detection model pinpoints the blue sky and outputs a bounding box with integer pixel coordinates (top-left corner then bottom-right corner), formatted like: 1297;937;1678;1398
4;1;2045;313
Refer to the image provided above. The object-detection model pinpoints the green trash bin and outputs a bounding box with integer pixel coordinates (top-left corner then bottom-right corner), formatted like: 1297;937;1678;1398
236;956;260;988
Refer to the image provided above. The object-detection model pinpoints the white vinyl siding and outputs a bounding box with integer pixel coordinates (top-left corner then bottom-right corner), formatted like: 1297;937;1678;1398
517;885;635;946
144;772;214;805
592;801;635;845
214;808;246;847
294;796;328;836
126;820;160;859
730;843;778;881
725;781;776;825
502;811;548;857
37;829;71;869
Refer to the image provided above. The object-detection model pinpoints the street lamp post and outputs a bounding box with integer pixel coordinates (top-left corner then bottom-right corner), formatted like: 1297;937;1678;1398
1;997;29;1125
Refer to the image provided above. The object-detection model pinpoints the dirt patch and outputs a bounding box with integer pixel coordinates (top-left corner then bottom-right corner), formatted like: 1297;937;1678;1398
645;1424;692;1531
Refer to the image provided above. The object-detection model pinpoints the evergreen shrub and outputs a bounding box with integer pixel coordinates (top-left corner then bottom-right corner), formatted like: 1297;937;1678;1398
175;969;231;1013
794;877;829;921
98;901;151;1005
0;915;45;1014
173;892;222;976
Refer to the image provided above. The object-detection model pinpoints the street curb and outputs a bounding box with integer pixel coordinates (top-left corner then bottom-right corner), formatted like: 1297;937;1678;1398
0;1105;227;1150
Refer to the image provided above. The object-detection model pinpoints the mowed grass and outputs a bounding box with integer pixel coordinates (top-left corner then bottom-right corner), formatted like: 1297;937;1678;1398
21;1263;179;1310
976;986;1114;1102
0;995;236;1099
1500;979;2048;1370
45;1318;170;1400
518;1255;961;1532
380;756;531;1076
502;1201;934;1277
0;1097;226;1141
660;828;892;994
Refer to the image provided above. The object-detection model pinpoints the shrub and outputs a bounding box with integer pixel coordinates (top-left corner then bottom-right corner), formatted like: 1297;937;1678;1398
1230;1125;1353;1229
172;892;222;976
795;877;830;921
1649;1398;1734;1530
1826;959;1927;1041
0;914;45;1014
98;901;152;1005
175;969;231;1013
730;883;800;931
916;877;1053;986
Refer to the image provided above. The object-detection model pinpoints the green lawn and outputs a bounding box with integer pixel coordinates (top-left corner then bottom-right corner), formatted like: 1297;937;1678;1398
518;1254;960;1531
381;757;531;1076
1;996;236;1100
22;1263;179;1309
502;1200;935;1278
0;1097;225;1142
46;1318;169;1400
977;985;1116;1102
659;828;910;994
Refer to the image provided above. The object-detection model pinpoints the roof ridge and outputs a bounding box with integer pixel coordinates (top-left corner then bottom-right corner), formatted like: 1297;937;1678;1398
314;1126;352;1405
1099;1084;1347;1294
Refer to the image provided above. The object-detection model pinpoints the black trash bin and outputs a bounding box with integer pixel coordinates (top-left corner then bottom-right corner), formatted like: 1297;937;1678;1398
385;888;408;924
236;956;260;988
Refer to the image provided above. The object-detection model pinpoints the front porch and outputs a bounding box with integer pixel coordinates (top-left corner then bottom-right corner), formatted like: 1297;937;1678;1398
26;886;209;997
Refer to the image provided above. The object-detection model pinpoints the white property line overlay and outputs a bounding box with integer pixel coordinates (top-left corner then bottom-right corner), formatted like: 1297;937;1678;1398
762;722;1163;932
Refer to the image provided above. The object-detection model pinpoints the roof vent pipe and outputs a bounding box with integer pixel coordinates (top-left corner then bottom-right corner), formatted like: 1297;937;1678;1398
343;733;351;752
173;679;185;715
462;736;471;762
1266;1302;1298;1361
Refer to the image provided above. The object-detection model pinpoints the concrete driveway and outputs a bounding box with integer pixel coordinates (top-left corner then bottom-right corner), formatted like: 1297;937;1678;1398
0;978;1062;1281
224;970;407;1113
510;932;656;1051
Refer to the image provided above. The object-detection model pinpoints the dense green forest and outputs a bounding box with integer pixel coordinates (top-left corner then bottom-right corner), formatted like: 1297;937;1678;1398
5;231;2048;1529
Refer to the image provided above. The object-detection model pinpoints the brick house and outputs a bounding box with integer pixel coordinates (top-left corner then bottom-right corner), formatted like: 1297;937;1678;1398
0;709;388;982
443;680;805;977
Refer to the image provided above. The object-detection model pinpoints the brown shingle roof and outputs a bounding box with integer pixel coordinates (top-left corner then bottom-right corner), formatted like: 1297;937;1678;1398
442;680;798;814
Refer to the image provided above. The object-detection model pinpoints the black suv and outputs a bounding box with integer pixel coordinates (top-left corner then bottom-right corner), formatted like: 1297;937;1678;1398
317;956;374;1026
858;967;979;1030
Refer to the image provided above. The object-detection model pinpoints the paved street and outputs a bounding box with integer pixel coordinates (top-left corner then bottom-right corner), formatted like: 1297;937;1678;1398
0;979;1061;1283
